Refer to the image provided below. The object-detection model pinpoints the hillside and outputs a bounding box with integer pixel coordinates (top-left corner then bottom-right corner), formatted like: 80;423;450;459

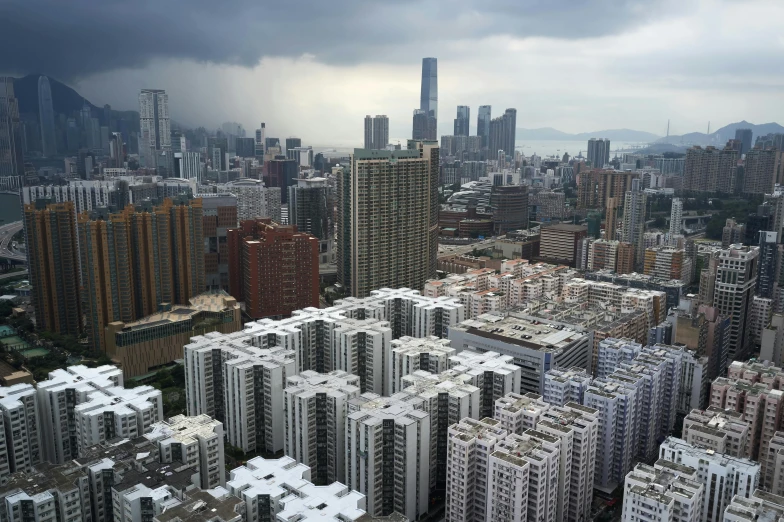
657;120;784;146
517;127;660;142
13;74;99;116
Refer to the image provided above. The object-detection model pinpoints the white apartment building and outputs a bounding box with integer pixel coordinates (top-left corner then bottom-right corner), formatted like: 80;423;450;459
682;407;750;457
390;336;456;394
445;417;508;522
607;366;660;463
400;371;480;491
184;332;297;454
596;337;642;378
767;431;784;497
659;437;760;522
539;403;600;522
0;384;41;477
36;365;161;464
486;432;560;522
622;462;704;522
345;393;430;521
584;378;640;491
283;370;361;485
542;367;593;407
751;296;773;344
145;414;226;489
723;490;784;522
493;392;549;435
448;350;521;419
330;318;392;394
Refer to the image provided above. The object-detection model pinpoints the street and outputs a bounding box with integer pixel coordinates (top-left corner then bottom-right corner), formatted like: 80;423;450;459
0;221;25;262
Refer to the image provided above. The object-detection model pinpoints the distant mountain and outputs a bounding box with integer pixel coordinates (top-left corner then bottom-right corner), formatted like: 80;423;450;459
517;127;661;142
657;120;784;146
13;74;99;117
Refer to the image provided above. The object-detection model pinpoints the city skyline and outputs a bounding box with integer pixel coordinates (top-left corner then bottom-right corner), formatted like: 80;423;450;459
3;1;782;144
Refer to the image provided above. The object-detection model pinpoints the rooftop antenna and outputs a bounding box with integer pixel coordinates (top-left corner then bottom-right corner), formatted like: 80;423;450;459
666;120;670;138
707;121;711;135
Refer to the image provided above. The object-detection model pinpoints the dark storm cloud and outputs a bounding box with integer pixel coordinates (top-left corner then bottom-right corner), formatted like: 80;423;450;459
1;0;672;79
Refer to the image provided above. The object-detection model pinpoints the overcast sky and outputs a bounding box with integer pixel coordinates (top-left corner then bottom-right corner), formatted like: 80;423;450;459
3;0;783;145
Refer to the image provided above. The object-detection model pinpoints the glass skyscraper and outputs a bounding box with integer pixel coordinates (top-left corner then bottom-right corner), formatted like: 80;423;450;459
419;57;438;140
477;105;491;148
38;76;57;157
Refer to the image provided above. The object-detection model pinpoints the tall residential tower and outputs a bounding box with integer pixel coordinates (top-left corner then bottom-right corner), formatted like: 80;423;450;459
138;89;171;167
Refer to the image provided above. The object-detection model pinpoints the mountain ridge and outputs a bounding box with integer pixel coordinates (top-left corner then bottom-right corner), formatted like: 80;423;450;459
516;127;661;142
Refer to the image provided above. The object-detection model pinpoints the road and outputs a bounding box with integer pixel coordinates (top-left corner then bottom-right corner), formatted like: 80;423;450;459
0;221;25;261
0;269;27;281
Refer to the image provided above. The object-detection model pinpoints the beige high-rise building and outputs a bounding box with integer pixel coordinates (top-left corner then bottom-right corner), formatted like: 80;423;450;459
338;141;439;297
743;147;778;195
683;144;739;194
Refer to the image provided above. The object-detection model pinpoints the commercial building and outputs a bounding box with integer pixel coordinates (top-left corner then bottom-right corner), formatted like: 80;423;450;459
487;109;516;159
346;393;430;521
145;414;226;489
621;462;704;522
78;197;206;353
659;437;760;522
448;312;592;394
105;292;241;378
138;89;171;168
338;143;439;297
539;223;587;266
23;201;82;337
288;177;332;240
227;219;319;319
418;57;438;141
712;245;760;361
490;185;528;234
283;370;360;485
445;417;507;522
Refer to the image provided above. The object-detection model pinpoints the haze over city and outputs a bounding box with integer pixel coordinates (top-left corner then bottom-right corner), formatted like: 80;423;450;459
3;0;784;142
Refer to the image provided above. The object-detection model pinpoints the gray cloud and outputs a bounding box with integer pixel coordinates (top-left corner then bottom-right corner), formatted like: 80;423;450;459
1;0;675;79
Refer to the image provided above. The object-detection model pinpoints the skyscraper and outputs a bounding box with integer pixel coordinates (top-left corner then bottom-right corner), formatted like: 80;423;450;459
363;115;390;150
24;201;82;336
0;77;24;178
621;178;647;268
743;147;777;195
138;89;171;167
670;197;683;238
477;105;491;148
337;141;439;297
757;231;778;299
454;105;470;136
289;177;331;240
37;76;57;157
683;145;739;193
587;138;611;169
419;57;438;140
78;197;205;352
487;108;516;158
285;137;302;154
735;128;753;156
490;185;528;234
412;109;428;140
713;244;759;361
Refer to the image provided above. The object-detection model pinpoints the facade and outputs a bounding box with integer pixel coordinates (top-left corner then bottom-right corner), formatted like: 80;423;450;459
200;193;237;292
346;393;430;521
761;313;784;367
138;89;171;168
487;109;516;158
338;143;439;297
283;370;361;485
493;392;550;435
539;223;588;265
0;78;24;179
476;105;491;148
644;246;691;282
683;145;739;194
217;179;281;222
712;245;759;361
743;148;778;195
104;292;241;378
723;490;784;522
145;414;227;489
454;106;470;136
659;437;760;522
722;219;745;248
621;178;647;268
576;169;636;209
78;197;206;353
596;338;642;379
0;384;41;478
757;230;778;299
227;219;319;319
670;197;683;237
542;367;593;406
24;201;82;337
